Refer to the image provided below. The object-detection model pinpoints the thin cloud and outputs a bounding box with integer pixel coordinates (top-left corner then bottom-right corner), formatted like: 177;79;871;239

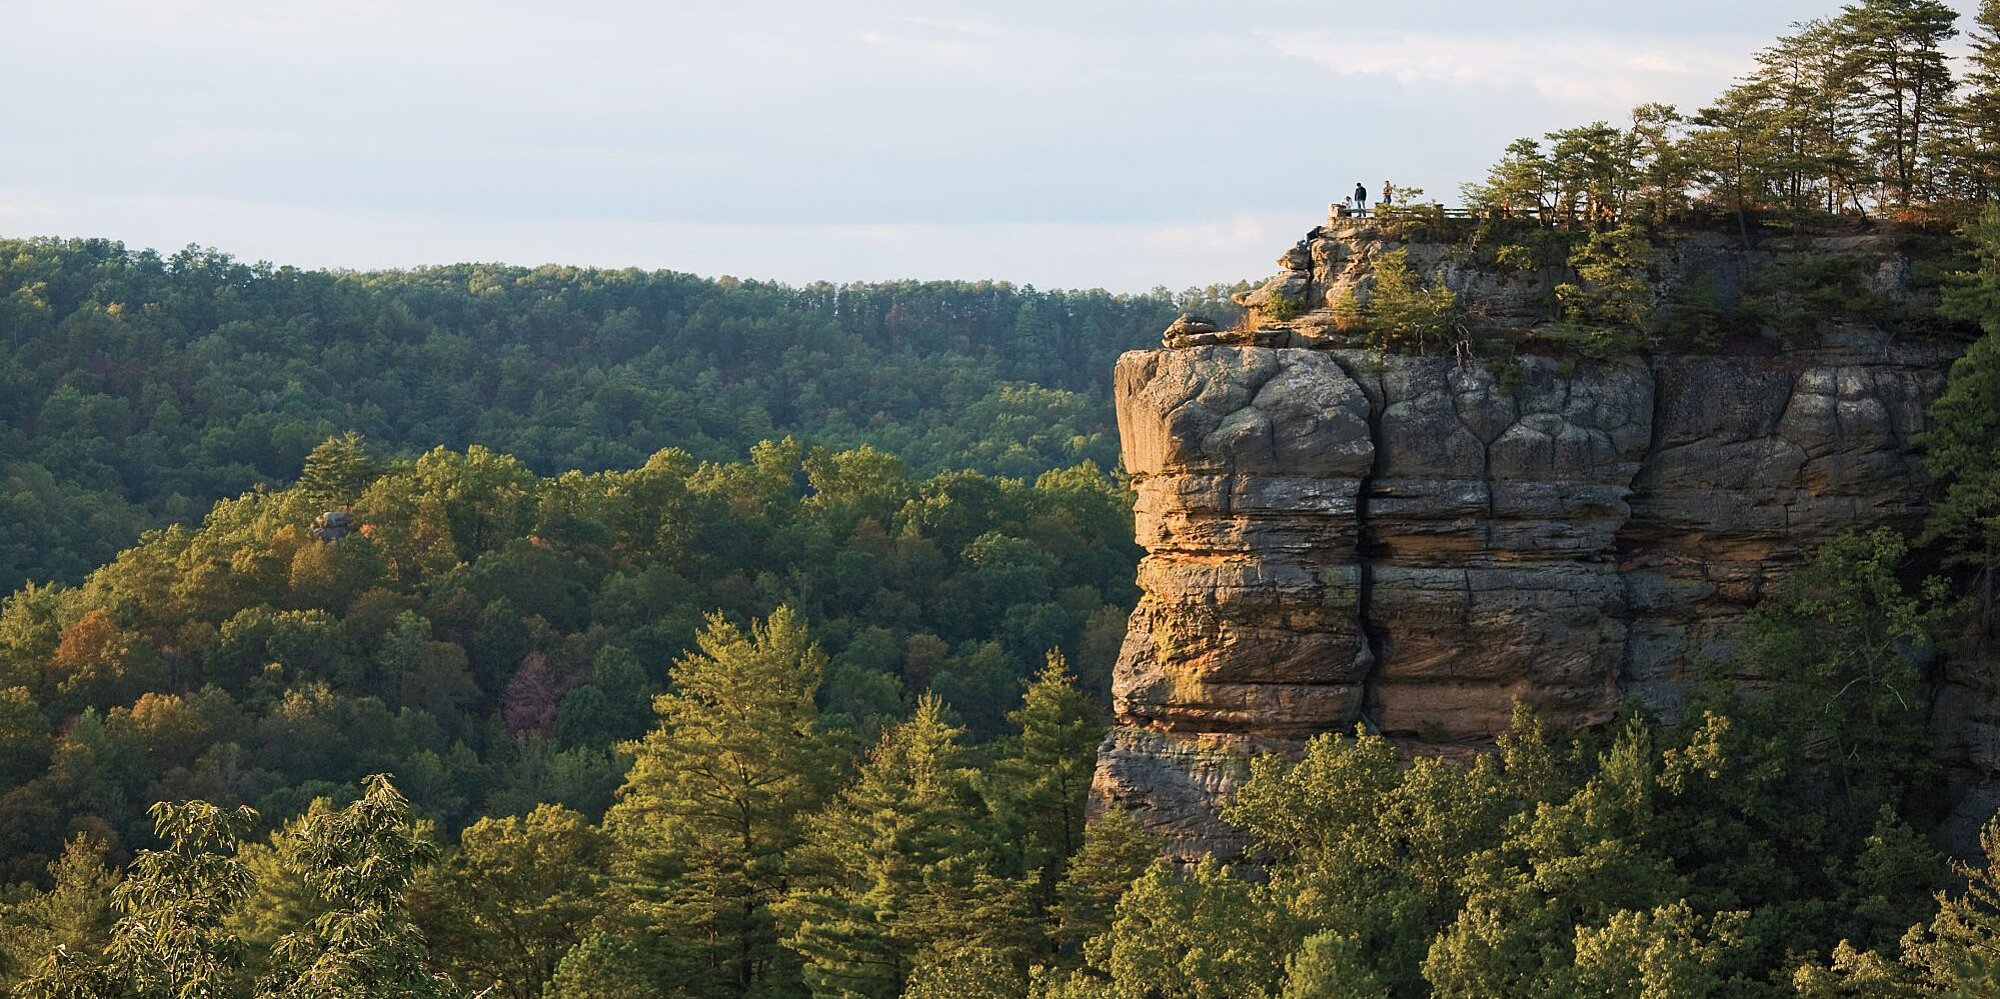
1261;28;1758;110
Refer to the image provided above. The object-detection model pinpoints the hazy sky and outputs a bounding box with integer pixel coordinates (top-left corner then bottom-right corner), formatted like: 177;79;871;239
0;1;1983;290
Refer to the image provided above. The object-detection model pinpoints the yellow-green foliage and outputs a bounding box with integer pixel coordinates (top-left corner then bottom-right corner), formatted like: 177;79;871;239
1361;250;1463;355
1553;225;1654;356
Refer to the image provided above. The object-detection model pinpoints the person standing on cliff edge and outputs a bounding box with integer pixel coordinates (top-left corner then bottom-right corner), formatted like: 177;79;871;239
1381;181;1394;207
1353;182;1367;213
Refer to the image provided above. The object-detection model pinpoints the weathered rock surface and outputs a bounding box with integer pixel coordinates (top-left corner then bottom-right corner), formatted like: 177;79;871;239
1096;326;1958;863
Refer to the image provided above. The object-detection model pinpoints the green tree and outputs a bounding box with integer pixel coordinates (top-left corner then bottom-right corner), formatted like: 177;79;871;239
603;606;838;997
1045;808;1160;959
1555;224;1655;353
543;933;671;999
1421;721;1681;998
1461;137;1551;214
1956;2;2000;199
26;800;258;999
1279;932;1391;999
905;946;1029;999
0;836;118;981
1927;207;2000;644
1897;816;2000;992
1563;901;1748;999
1545;121;1639;221
261;775;457;999
986;653;1104;933
1792;940;1922;998
1840;0;1960;203
414;804;605;999
1742;528;1950;802
780;694;1024;999
1359;250;1463;356
1081;859;1289;999
298;433;378;510
1224;726;1510;997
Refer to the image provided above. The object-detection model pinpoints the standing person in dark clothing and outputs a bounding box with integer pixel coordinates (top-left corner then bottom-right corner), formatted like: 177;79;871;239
1353;182;1368;212
1381;181;1394;207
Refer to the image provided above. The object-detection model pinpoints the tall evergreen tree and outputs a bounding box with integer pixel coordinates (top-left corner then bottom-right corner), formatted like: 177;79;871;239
1840;0;1960;204
1925;207;2000;642
298;432;379;511
986;652;1104;933
1960;1;2000;199
0;837;117;982
603;606;838;997
1046;809;1162;960
780;694;1025;999
1753;20;1870;213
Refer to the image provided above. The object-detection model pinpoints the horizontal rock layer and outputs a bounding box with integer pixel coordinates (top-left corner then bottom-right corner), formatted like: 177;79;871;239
1095;333;1955;862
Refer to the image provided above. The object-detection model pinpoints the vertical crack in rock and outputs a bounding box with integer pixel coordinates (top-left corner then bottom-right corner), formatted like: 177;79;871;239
1328;352;1389;729
1614;357;1664;712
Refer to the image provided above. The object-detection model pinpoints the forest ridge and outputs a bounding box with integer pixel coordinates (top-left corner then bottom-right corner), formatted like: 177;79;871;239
10;1;2000;998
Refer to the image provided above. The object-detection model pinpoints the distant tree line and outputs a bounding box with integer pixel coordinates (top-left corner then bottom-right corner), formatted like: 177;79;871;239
0;237;1244;592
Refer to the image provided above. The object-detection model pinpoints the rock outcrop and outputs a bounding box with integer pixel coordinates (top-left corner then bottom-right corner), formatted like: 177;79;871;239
1095;220;1963;863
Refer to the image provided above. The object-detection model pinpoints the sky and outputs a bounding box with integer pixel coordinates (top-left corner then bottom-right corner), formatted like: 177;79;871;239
0;0;1985;291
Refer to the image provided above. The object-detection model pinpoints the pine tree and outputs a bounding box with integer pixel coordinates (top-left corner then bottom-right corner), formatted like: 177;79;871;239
602;606;838;997
1459;137;1551;213
0;836;118;981
987;653;1104;933
1959;2;2000;198
1751;20;1870;213
1839;0;1961;204
1927;207;2000;644
298;432;378;510
780;694;1025;999
1047;809;1162;958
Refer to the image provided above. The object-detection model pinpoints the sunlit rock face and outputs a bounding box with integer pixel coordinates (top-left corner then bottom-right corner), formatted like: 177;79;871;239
1096;224;1959;862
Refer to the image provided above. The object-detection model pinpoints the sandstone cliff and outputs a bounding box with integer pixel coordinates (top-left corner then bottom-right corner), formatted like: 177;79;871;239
1095;219;1965;863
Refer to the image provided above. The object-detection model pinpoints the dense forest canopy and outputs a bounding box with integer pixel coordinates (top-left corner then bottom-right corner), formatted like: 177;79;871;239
14;1;2000;997
0;238;1242;592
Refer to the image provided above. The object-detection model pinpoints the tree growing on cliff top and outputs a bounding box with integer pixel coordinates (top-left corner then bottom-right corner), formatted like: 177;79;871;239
1956;1;2000;199
1840;0;1960;205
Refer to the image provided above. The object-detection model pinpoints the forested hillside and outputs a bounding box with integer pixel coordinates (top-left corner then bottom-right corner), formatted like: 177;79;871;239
0;238;1240;591
0;435;1140;885
15;1;2000;996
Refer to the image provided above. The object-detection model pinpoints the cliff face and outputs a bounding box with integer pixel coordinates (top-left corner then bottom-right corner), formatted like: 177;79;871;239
1096;222;1961;863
